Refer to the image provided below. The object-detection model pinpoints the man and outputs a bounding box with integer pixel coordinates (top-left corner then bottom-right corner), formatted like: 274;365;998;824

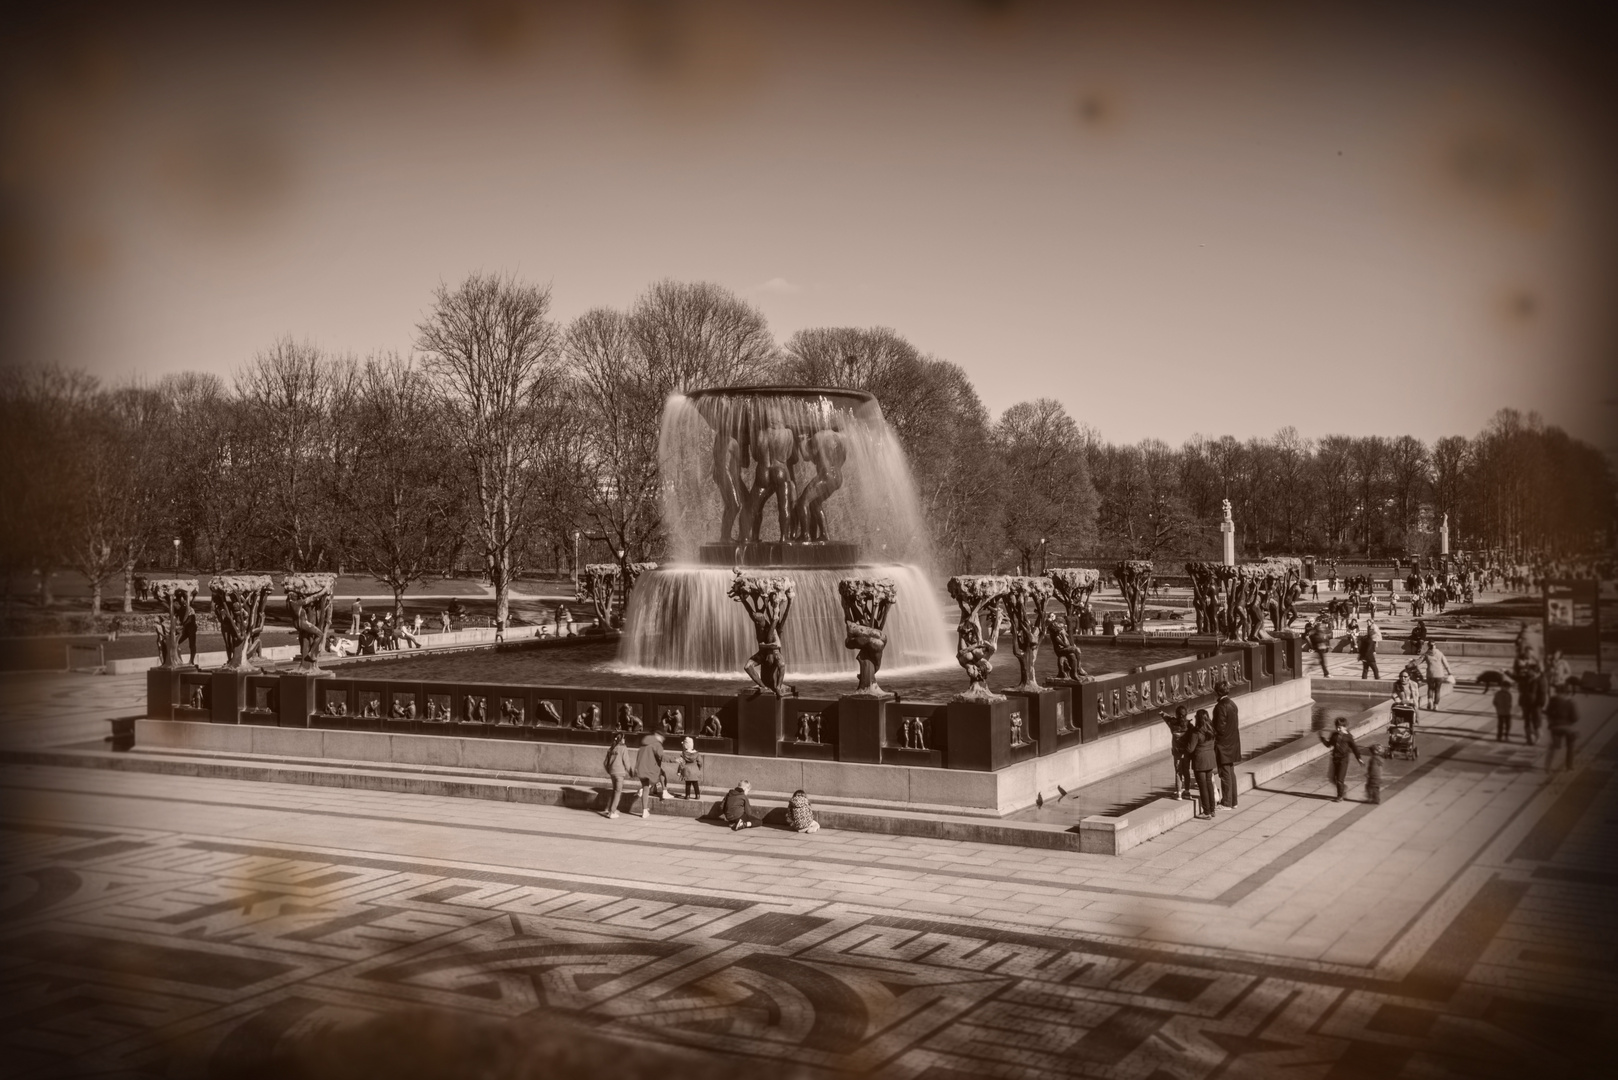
1307;616;1332;676
350;598;362;635
1544;679;1579;775
1319;717;1363;802
1359;621;1381;680
1212;681;1241;808
1519;661;1548;746
1160;705;1193;800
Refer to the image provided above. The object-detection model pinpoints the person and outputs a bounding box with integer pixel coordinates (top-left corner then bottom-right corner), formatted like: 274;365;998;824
1358;626;1381;680
440;608;452;633
412;613;425;638
1212;681;1240;808
1544;679;1579;775
1392;671;1418;708
396;616;422;649
1548;649;1572;690
1365;745;1386;805
1160;705;1193;800
1078;603;1097;635
1519;661;1548;746
1188;709;1218;818
1408;619;1428;654
675;736;703;800
1421;643;1453;710
633;732;666;818
721;779;762;830
1319;717;1363;802
1493;680;1515;742
350;598;363;634
1101;611;1116;636
1307;617;1332;676
601;733;632;819
558;605;574;637
358;620;377;655
1310;580;1319;601
786;789;820;833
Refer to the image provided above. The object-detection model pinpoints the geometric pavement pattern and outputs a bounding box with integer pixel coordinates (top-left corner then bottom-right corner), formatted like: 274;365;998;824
2;704;1616;1078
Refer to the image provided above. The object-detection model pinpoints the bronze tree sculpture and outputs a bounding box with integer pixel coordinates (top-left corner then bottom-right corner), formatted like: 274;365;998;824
149;578;199;667
729;571;795;697
209;575;273;671
1113;560;1154;633
282;573;336;674
1004;576;1055;692
838;577;896;697
947;575;1011;702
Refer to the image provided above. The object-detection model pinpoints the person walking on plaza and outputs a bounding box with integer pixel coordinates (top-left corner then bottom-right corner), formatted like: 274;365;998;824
1548;649;1573;691
632;732;666;819
1212;681;1241;808
1544;680;1579;775
1189;709;1218;818
1160;705;1193;800
1519;662;1548;746
1308;617;1332;676
350;598;363;635
1358;623;1381;680
675;736;703;800
1493;680;1515;742
1319;717;1363;802
601;733;632;819
1365;745;1386;804
1421;643;1453;709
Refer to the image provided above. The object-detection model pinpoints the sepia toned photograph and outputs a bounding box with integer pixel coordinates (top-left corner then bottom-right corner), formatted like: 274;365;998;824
1;2;1615;1077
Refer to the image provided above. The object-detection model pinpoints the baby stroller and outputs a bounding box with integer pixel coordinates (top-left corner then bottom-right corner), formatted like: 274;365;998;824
1387;703;1418;760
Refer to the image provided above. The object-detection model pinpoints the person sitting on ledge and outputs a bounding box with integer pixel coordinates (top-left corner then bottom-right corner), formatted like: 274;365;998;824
721;780;762;831
786;789;820;833
1101;611;1116;636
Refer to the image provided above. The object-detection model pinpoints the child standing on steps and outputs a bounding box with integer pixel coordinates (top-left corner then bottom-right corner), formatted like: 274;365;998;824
676;736;703;800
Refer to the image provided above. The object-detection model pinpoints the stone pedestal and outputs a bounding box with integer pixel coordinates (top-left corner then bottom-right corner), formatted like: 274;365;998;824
146;667;181;720
836;694;889;764
1220;520;1235;565
736;693;783;757
1006;687;1072;756
209;670;248;725
945;696;1036;771
278;672;329;728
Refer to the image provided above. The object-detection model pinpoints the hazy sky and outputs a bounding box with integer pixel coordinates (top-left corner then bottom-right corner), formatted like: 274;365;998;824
4;1;1616;451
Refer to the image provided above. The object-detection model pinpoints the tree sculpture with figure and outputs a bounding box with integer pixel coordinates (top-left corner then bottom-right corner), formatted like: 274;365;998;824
838;576;896;697
282;572;336;674
1259;556;1304;632
948;575;1011;702
579;564;620;632
730;571;795;697
209;575;273;671
1046;566;1099;676
1114;561;1154;633
149;579;200;668
1004;576;1055;692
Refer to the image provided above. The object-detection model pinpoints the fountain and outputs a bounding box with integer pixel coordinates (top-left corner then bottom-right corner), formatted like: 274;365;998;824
617;386;954;677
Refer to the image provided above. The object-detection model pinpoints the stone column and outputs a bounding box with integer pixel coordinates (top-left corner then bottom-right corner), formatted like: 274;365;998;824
1440;513;1450;556
1220;498;1236;565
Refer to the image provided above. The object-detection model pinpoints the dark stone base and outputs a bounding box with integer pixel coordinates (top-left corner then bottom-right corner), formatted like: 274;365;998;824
837;694;890;764
693;737;734;755
945;696;1026;771
881;746;942;768
1006;686;1073;756
736;694;783;756
698;541;862;567
210;670;248;725
146;667;180;720
779;740;835;760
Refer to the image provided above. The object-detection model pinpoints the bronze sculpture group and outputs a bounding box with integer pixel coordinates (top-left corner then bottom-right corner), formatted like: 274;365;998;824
1186;557;1303;642
838;577;896;697
948;575;1011;703
729;570;795;697
711;406;847;545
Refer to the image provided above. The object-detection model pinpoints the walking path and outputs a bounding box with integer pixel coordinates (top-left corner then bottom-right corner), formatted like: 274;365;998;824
0;669;1614;1076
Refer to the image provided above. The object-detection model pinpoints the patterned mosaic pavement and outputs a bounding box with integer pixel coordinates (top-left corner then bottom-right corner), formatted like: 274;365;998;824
0;679;1615;1078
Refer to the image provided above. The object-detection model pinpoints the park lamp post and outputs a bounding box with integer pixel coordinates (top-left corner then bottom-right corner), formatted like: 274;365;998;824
572;530;581;590
1038;537;1048;575
172;537;180;570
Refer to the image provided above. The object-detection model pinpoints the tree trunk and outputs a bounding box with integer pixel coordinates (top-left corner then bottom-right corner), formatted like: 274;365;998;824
123;562;135;613
393;584;405;621
91;578;102;616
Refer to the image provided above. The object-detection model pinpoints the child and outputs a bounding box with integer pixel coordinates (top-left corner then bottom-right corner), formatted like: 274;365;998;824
721;780;761;831
787;789;820;833
1366;745;1386;804
675;736;703;800
1493;682;1515;742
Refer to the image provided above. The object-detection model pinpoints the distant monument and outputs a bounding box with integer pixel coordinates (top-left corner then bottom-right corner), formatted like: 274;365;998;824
1220;499;1236;566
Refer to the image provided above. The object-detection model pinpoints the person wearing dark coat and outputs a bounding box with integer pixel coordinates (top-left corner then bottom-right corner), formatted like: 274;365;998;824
1544;681;1579;774
632;732;665;819
721;780;762;830
1518;664;1548;746
1211;682;1241;807
1188;709;1219;818
1319;717;1363;801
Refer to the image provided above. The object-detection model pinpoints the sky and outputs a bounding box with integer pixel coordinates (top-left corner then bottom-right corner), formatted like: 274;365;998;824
3;0;1616;452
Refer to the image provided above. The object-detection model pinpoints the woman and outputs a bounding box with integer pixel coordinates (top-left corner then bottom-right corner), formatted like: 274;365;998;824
1188;708;1219;819
786;789;820;833
1392;671;1418;709
1421;643;1454;710
601;733;632;820
675;736;703;800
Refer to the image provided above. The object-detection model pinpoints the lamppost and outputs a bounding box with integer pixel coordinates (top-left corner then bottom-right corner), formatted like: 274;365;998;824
572;530;581;591
1038;537;1047;575
172;537;180;570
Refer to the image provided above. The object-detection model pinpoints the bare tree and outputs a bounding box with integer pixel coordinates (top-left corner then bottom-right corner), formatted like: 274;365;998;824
0;365;98;607
996;398;1098;572
417;273;563;630
336;354;467;618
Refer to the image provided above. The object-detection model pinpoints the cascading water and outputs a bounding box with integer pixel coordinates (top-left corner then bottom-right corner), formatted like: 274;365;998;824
617;386;954;677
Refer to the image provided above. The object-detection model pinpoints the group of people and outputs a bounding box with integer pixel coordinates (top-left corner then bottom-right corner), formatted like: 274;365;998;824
1160;682;1242;818
600;731;820;833
1490;642;1582;773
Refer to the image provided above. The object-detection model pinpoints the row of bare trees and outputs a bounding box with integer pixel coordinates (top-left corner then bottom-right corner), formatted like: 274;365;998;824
3;272;1612;618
